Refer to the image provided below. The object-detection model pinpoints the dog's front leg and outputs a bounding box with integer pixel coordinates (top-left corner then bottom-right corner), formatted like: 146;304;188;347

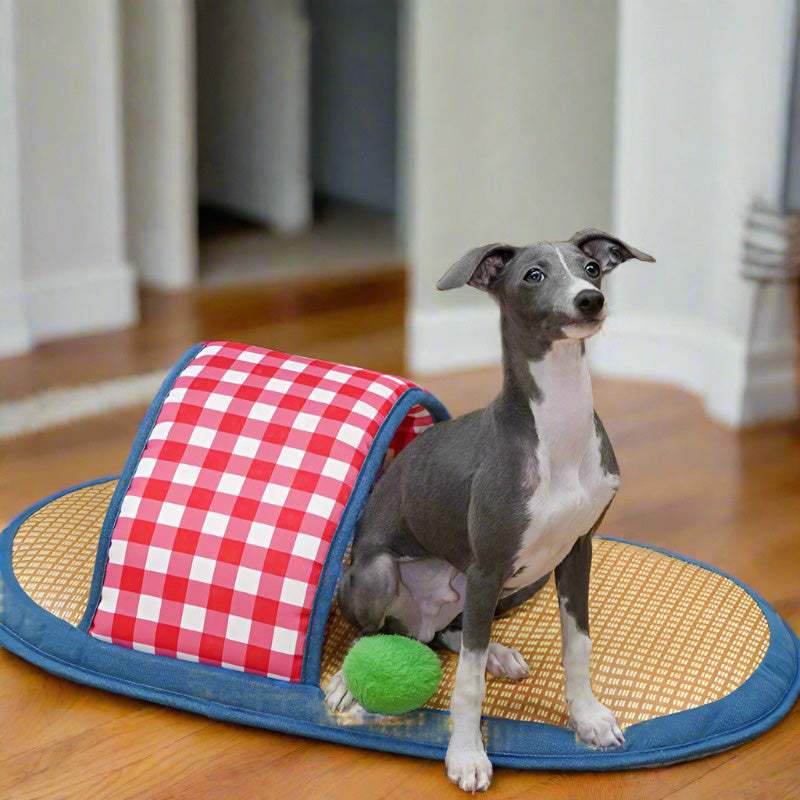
555;533;623;747
445;565;500;793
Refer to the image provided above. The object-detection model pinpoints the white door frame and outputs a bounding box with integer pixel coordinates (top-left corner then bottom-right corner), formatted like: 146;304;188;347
122;0;197;290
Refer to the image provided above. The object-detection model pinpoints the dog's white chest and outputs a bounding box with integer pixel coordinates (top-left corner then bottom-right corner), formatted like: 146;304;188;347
507;346;618;589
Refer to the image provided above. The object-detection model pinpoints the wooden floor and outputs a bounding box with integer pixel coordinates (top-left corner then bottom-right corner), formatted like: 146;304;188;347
1;272;799;799
0;267;406;404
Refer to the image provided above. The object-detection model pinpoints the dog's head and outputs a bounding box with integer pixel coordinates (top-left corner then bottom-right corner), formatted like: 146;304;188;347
437;229;654;350
336;553;399;635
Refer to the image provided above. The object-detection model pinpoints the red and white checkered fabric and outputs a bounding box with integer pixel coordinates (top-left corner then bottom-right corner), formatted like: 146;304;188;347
90;342;435;681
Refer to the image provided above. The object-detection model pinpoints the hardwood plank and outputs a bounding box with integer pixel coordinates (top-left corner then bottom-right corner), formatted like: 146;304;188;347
0;267;405;402
660;705;800;800
0;649;143;763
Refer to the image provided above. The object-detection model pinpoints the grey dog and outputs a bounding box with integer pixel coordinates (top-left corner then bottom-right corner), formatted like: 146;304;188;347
325;229;655;792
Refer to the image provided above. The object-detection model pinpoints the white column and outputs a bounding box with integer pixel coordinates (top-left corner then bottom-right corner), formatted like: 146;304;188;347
0;0;29;357
122;0;197;289
402;0;618;374
590;0;798;425
13;0;137;344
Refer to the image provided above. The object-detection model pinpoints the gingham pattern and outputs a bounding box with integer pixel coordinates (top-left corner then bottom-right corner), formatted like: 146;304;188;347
89;342;435;681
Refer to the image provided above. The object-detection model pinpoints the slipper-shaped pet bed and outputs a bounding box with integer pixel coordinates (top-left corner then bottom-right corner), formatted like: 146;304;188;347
1;341;798;770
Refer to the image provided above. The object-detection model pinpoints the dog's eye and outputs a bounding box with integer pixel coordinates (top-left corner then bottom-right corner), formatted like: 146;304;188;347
585;262;601;278
524;268;545;284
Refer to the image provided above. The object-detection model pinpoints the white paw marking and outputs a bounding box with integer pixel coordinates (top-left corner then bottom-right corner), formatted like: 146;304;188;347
486;643;530;681
569;698;624;748
324;669;363;715
445;740;493;793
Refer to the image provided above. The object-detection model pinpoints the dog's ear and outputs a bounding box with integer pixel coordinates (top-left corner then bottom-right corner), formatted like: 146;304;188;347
436;244;519;292
571;229;655;273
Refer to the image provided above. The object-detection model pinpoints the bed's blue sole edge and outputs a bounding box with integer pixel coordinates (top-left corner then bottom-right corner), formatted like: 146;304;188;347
1;483;799;770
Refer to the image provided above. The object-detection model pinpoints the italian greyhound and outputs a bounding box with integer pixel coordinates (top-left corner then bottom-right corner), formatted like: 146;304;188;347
325;229;655;792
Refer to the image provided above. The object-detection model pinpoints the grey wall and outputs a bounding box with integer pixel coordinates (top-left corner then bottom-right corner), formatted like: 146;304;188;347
308;0;398;213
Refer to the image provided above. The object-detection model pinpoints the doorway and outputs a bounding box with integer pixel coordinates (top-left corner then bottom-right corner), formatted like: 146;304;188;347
194;0;402;286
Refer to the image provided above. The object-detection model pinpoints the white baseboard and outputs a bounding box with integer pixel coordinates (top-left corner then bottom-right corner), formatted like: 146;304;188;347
589;313;799;426
0;290;32;357
0;329;30;358
408;303;501;374
24;262;138;343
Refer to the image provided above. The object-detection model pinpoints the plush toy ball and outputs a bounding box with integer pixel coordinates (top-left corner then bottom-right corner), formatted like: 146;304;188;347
342;634;442;715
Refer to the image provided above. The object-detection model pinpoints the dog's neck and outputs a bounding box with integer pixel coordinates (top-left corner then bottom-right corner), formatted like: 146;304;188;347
499;316;595;457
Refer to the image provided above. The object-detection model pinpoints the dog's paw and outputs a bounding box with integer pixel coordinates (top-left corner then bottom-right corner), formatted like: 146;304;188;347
445;740;493;793
486;642;530;681
569;699;624;748
324;669;362;715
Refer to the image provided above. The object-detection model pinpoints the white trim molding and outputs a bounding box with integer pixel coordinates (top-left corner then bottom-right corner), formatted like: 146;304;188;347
589;312;799;427
0;289;31;358
24;262;138;342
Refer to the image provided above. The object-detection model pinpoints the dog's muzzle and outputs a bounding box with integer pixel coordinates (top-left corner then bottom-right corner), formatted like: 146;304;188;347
574;289;604;318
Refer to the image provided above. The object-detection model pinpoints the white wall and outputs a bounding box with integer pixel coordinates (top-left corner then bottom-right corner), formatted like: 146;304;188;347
309;0;398;213
590;0;798;425
122;0;197;290
7;0;136;349
403;0;618;373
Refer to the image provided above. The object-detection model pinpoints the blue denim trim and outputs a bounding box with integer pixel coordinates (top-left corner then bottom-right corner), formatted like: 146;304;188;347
2;475;797;768
300;387;450;684
78;342;206;631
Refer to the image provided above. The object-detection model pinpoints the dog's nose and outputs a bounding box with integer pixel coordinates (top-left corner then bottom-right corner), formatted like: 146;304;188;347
574;289;604;317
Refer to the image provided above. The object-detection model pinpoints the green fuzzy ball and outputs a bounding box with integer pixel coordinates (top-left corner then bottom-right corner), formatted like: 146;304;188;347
342;635;442;715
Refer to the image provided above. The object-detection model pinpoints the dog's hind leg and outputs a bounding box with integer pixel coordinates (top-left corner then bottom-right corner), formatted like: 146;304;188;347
436;621;529;681
555;533;623;747
436;573;548;680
